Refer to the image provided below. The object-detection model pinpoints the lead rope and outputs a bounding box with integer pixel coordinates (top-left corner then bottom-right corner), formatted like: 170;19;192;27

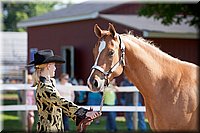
99;87;106;114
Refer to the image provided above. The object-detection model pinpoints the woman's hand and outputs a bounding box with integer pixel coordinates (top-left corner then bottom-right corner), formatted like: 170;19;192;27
86;110;102;121
77;108;102;132
84;110;102;125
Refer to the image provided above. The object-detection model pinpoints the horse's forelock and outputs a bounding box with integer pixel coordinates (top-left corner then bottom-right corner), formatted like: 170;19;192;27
98;30;114;40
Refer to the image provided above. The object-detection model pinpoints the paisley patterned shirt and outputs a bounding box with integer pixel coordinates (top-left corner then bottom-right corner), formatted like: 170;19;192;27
36;77;87;132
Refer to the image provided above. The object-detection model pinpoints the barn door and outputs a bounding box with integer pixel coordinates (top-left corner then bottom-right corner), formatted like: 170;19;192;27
61;46;74;77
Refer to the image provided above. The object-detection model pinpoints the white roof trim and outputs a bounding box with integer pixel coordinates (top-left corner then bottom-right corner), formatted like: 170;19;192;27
17;12;99;28
100;14;198;39
143;31;199;39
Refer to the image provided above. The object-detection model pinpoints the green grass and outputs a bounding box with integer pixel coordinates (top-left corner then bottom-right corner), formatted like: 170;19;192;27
2;112;19;120
1;111;23;132
2;111;150;133
2;114;143;133
1;91;19;101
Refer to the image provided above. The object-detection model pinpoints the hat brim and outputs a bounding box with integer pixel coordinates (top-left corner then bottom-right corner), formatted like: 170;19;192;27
29;55;65;66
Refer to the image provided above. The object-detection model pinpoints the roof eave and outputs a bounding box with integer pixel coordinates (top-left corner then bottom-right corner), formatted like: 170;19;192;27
17;12;99;28
143;31;199;39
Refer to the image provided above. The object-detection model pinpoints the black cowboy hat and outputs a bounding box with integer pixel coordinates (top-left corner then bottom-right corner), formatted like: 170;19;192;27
29;49;65;66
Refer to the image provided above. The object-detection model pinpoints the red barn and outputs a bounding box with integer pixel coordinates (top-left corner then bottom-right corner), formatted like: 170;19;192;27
18;2;199;83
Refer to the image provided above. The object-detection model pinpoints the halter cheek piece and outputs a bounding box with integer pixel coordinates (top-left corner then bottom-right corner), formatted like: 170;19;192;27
91;34;125;86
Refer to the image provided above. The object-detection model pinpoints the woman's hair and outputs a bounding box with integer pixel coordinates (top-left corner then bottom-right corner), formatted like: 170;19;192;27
32;64;47;86
59;73;69;81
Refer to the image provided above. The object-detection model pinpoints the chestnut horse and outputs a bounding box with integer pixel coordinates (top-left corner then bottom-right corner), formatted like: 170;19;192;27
87;23;199;131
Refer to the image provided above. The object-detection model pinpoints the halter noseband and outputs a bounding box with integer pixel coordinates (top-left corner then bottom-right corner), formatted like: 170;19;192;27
91;34;125;86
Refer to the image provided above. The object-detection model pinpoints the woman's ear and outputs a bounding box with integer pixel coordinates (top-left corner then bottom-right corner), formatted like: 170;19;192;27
47;63;51;70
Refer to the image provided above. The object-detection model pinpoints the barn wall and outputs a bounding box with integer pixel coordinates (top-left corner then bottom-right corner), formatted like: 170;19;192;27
149;38;199;65
28;20;96;81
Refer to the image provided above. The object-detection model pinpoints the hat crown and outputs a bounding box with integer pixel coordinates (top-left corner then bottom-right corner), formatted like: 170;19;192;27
34;49;54;65
29;49;65;66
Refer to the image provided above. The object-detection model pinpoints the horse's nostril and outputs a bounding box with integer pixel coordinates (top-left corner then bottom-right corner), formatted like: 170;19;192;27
93;79;99;88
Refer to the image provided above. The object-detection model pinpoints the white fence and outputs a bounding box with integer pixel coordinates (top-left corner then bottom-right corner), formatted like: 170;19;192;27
0;84;146;112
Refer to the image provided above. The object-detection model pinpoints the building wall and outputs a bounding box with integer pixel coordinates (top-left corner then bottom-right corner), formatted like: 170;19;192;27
28;20;96;81
1;32;27;80
150;38;199;65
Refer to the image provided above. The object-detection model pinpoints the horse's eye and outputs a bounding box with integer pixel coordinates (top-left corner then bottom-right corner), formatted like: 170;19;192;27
108;50;115;57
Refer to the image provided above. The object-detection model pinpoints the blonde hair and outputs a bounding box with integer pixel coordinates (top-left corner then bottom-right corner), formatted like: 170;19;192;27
32;64;47;86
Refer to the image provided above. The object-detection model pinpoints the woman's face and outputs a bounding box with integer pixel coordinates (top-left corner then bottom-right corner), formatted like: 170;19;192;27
62;75;69;82
47;63;56;77
60;75;69;84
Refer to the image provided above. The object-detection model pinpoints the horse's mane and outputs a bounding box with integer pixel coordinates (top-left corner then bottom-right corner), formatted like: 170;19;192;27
121;32;181;63
122;32;158;49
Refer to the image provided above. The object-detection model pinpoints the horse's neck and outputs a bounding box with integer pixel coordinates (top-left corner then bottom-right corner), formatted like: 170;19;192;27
122;35;180;99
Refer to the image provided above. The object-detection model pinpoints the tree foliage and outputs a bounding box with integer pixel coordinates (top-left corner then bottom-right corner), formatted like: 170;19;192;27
3;2;59;32
138;3;200;28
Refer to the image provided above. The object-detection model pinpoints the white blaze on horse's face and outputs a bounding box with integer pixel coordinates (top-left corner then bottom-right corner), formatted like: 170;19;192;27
87;40;106;91
95;40;106;65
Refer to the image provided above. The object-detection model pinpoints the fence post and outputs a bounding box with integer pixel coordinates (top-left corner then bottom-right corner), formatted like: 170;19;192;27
22;69;28;131
133;91;138;130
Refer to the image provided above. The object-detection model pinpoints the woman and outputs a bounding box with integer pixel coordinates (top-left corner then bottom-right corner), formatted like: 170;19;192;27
58;73;74;132
26;74;35;133
29;49;101;132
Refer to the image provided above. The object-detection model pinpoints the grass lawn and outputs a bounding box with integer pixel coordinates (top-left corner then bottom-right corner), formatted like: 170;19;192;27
2;111;143;133
1;93;151;133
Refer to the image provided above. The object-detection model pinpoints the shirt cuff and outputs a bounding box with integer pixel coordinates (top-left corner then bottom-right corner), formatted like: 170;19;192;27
74;107;88;126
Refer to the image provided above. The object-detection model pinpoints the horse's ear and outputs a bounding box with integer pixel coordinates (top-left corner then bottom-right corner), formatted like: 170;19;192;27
94;24;102;38
108;23;117;39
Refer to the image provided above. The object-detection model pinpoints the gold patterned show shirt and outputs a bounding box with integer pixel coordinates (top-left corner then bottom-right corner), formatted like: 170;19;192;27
35;77;87;132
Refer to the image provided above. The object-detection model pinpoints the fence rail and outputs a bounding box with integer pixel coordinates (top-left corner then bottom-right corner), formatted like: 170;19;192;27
1;84;145;112
0;84;139;92
1;105;145;112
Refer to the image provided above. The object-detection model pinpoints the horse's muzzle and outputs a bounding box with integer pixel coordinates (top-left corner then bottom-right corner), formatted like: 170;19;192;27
87;76;105;92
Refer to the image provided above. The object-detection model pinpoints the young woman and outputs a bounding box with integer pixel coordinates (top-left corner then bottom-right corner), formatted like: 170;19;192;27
26;74;35;133
29;49;101;132
58;73;74;132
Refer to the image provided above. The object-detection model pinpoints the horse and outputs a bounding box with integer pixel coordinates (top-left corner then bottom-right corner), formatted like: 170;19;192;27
87;23;199;131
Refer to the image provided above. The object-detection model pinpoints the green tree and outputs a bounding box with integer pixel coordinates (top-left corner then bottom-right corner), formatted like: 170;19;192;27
3;2;59;32
138;3;200;28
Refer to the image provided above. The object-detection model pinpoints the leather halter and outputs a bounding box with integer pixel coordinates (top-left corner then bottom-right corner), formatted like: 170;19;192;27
91;34;125;86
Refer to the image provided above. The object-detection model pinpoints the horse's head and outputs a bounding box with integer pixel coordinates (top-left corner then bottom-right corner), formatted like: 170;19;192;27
87;23;125;92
